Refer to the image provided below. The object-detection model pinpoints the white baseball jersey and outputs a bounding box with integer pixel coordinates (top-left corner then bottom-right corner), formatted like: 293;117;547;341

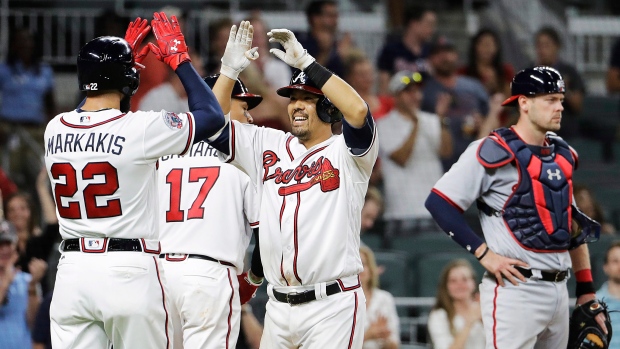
219;120;378;287
44;108;195;240
157;140;258;272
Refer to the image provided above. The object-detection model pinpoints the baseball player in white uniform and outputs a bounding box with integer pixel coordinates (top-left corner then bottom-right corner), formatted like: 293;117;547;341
200;28;378;348
425;66;607;349
157;21;265;349
45;13;227;348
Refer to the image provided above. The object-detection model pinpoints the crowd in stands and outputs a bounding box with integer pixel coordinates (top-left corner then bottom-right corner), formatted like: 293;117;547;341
1;1;620;347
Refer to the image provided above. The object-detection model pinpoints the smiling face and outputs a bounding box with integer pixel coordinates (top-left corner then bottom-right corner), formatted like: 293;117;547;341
446;265;477;302
287;89;331;142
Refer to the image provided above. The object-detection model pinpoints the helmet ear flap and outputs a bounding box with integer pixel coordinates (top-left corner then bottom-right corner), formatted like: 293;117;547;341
317;97;342;124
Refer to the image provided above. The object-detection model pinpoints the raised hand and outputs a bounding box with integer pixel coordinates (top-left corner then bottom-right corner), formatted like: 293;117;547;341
124;17;151;67
148;12;191;71
267;29;315;70
28;258;48;284
220;21;258;80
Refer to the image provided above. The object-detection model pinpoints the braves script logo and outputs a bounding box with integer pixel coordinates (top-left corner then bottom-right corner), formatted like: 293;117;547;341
262;151;340;196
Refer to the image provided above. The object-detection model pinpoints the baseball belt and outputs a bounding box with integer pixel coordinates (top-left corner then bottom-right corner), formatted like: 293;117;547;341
61;238;157;253
272;282;342;305
158;253;235;268
515;267;569;282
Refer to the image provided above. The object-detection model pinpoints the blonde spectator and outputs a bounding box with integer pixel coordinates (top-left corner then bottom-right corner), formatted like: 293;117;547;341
360;245;400;349
428;259;485;349
361;186;384;234
344;51;394;120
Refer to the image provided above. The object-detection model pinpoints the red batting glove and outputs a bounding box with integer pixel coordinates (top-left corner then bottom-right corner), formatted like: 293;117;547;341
124;17;151;67
148;12;191;71
237;271;262;305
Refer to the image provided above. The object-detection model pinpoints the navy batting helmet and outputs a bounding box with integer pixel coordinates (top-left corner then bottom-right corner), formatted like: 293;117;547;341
203;74;263;110
502;66;565;106
276;69;343;124
77;36;140;97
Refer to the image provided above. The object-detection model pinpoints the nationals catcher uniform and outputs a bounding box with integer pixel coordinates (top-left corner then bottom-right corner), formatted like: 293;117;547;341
203;29;378;348
425;67;602;349
45;14;225;349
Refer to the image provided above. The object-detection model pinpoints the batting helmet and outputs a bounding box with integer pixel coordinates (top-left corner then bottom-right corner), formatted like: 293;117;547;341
77;36;140;97
276;69;343;124
203;74;263;110
501;66;565;106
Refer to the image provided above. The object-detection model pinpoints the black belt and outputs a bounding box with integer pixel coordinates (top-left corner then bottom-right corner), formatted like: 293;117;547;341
515;266;569;282
159;253;235;268
272;282;342;305
62;238;145;252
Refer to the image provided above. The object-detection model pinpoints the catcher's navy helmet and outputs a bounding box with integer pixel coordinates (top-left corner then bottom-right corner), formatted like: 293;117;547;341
77;36;139;97
203;74;263;110
276;69;343;124
501;66;565;106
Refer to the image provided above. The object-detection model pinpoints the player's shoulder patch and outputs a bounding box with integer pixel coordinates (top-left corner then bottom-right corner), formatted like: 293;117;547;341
477;136;514;168
162;111;184;130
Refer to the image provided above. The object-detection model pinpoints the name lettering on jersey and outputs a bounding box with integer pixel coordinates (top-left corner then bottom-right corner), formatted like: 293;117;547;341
161;141;217;161
45;133;125;156
262;151;340;195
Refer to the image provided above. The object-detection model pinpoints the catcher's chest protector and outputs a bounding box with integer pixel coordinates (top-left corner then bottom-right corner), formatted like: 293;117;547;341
478;127;575;251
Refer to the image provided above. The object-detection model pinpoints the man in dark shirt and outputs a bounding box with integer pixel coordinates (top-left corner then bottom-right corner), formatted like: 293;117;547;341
534;26;586;139
376;6;436;94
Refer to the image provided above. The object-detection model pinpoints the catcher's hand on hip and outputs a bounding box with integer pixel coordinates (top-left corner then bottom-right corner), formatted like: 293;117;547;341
148;12;191;71
124;17;151;68
479;248;529;287
268;29;315;70
220;21;258;80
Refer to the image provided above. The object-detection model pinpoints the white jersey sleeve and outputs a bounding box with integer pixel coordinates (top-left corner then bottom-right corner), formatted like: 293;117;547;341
137;110;195;161
433;140;491;211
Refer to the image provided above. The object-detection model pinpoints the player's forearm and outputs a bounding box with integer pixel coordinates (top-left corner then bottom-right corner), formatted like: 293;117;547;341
175;63;226;141
425;190;484;254
569;244;592;272
211;74;235;115
305;62;368;127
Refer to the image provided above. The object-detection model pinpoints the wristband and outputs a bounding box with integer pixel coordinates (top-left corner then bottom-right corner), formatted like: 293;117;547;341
247;270;263;286
575;269;593;282
576;281;596;298
476;246;490;261
304;62;333;89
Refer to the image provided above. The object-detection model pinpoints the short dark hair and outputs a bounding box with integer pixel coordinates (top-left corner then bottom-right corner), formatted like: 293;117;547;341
536;26;562;47
604;241;620;264
404;5;434;27
305;1;337;20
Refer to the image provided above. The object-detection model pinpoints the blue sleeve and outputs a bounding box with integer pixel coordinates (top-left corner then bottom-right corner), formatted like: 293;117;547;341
342;109;374;156
207;123;230;155
175;63;225;142
425;190;485;254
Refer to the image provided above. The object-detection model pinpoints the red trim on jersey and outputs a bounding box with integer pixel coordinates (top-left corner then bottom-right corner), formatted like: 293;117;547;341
154;257;171;349
180;112;194;155
431;188;464;213
285;136;294;161
226;269;234;349
249;221;259;227
292;192;303;284
164;254;188;262
347;292;359;349
337;276;361;291
280;255;289;286
80;238;108;253
60;113;127;129
526;156;555;234
140;240;161;254
225;121;236;163
476;135;515;169
155;160;159;170
492;280;499;349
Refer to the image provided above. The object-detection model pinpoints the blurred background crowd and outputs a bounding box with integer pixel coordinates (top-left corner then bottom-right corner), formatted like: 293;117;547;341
2;0;620;348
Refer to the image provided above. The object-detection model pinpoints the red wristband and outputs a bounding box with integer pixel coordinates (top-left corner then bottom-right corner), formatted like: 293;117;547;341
575;269;593;283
